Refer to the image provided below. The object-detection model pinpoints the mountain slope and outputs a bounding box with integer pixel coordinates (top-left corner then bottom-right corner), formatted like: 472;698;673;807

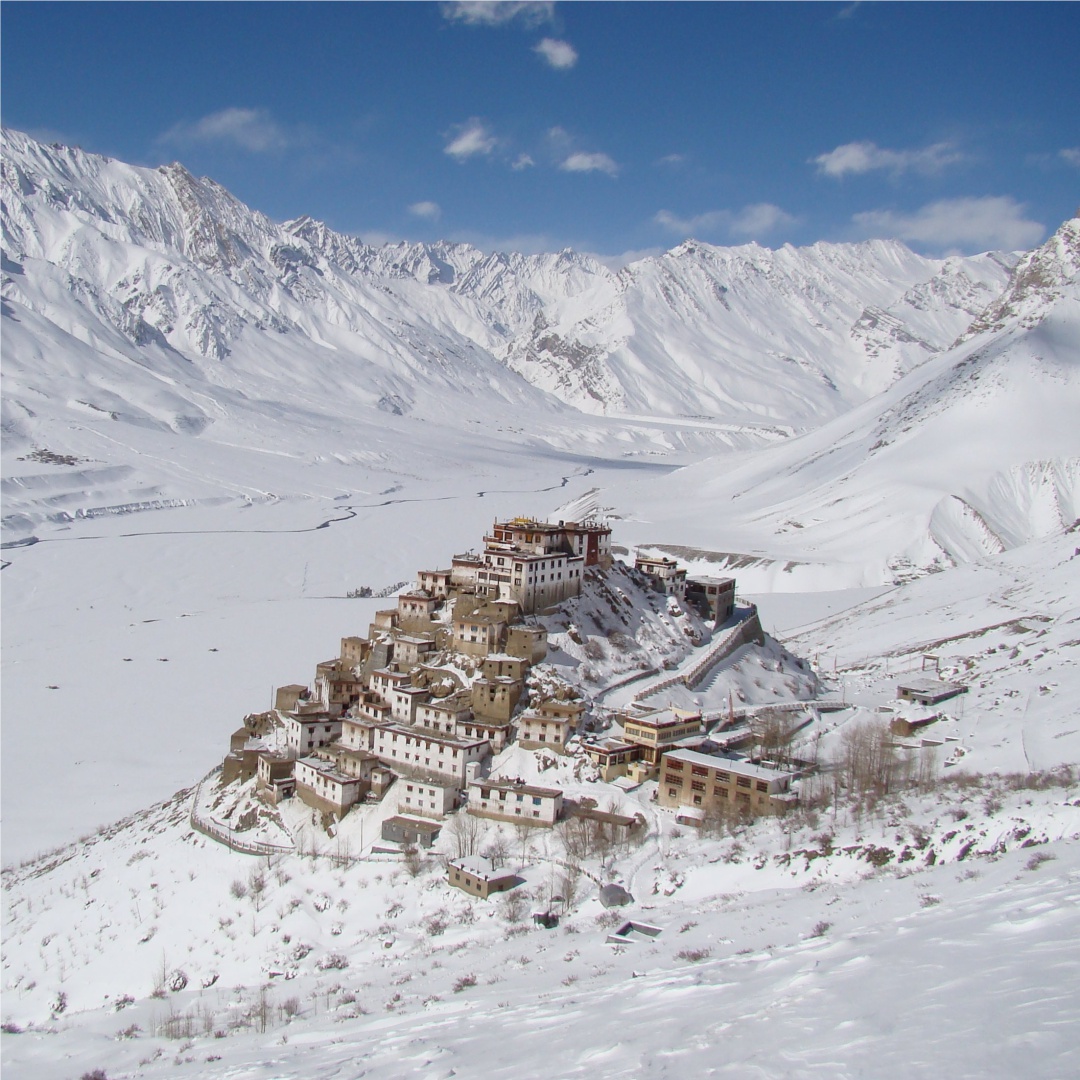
608;216;1080;587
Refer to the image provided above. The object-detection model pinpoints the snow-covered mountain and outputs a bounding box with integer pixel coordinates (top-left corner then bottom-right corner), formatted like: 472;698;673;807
2;127;1012;454
610;216;1080;587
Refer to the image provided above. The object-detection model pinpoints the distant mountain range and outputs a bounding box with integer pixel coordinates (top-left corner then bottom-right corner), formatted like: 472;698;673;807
3;127;1012;428
2;127;1077;582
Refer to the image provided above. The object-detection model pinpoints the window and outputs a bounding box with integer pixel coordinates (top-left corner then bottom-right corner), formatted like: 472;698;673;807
691;781;705;792
737;776;751;789
668;788;678;798
756;781;768;793
664;773;683;786
691;765;709;777
714;786;728;798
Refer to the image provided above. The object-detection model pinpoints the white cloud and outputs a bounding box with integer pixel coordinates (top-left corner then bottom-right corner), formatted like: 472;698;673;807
440;2;554;27
1059;147;1080;168
813;140;964;178
730;203;796;236
512;153;536;171
408;201;441;220
444;118;497;161
534;38;578;69
560;151;618;177
853;196;1045;252
656;153;687;167
654;203;794;238
161;107;290;152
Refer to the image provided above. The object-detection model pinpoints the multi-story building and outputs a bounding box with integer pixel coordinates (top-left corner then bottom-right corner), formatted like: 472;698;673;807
294;756;366;816
467;779;564;826
658;748;796;818
371;724;489;785
685;576;736;624
620;707;705;767
635;554;687;597
517;699;584;752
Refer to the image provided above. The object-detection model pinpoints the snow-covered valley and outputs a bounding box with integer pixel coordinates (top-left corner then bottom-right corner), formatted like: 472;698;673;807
3;130;1079;1077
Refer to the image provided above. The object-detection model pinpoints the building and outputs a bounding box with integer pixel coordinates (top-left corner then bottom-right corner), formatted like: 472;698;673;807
635;554;687;597
620;707;705;767
658;748;796;818
505;624;548;665
472;516;612;614
382;815;442;849
372;724;489;785
517;700;584;752
581;736;643;781
255;751;295;804
281;709;342;756
468;779;563;826
447;855;519;899
294;756;365;816
397;777;458;818
895;678;968;706
416;569;453;599
471;675;523;723
274;684;309;712
685;577;736;624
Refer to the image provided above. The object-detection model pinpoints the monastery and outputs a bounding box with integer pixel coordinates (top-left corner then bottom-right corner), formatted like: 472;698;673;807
218;515;799;864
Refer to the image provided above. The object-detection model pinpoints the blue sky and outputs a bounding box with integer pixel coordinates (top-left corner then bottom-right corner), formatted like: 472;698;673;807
3;1;1077;259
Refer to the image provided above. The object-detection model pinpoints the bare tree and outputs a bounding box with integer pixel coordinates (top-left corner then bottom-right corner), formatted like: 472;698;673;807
484;832;510;870
447;811;483;858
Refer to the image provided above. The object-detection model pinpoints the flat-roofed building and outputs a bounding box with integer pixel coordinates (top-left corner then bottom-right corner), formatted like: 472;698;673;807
295;756;365;816
281;710;342;756
372;724;489;785
382;815;442;849
416;569;453;599
895;677;968;706
397;777;457;818
658;748;796;818
467;779;563;826
620;707;705;766
471;675;523;723
517;700;584;752
635;554;687;597
392;634;437;671
505;624;548;665
686;576;736;624
447;855;519;899
581;736;643;781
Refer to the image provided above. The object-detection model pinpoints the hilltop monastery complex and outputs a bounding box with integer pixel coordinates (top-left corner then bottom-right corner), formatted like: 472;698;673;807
219;515;800;867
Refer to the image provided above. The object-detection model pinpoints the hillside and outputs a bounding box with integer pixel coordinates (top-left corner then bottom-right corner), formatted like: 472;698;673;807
600;216;1080;589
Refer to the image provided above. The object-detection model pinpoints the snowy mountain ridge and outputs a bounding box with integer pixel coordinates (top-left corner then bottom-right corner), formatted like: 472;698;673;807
2;127;1013;429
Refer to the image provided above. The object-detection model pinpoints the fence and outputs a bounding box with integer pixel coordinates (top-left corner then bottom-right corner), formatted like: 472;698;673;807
189;766;295;857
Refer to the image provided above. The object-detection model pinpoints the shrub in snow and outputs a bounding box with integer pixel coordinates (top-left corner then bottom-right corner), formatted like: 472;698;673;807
452;974;477;993
809;921;832;938
676;948;711;962
313;893;333;913
167;969;189;992
1025;850;1056;871
316;953;349;971
229;879;247;900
